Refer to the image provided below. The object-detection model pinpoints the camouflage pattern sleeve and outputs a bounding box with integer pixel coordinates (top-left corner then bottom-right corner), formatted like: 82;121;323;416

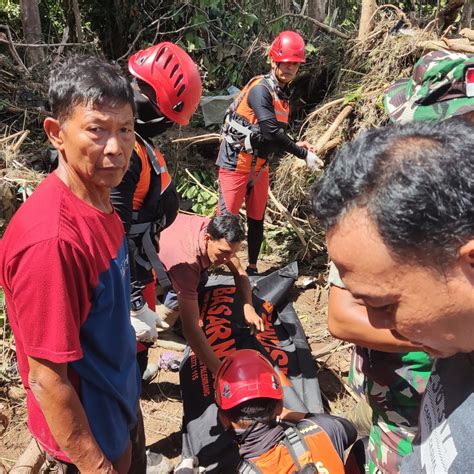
363;351;433;473
384;50;474;124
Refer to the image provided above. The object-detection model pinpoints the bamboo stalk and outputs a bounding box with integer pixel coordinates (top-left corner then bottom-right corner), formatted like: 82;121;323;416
314;105;353;154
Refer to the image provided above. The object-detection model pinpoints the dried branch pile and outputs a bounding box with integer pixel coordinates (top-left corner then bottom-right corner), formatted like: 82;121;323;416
271;10;474;262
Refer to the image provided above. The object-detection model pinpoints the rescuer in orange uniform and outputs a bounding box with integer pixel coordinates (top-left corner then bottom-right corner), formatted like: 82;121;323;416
214;349;357;473
216;31;321;274
111;43;202;380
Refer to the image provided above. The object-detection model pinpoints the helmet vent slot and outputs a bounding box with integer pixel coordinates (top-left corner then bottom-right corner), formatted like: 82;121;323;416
164;54;173;69
177;84;186;97
156;47;166;62
174;74;184;88
170;64;179;78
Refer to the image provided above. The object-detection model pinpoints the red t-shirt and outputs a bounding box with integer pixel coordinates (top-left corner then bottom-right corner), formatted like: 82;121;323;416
158;214;210;299
0;173;139;462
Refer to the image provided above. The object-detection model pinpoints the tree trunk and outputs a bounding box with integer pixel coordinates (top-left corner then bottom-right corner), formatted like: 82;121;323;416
62;0;84;42
461;0;473;29
19;0;45;65
307;0;328;23
358;0;377;41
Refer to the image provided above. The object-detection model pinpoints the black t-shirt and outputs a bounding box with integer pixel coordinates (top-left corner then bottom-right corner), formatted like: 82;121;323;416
217;78;307;169
247;82;306;159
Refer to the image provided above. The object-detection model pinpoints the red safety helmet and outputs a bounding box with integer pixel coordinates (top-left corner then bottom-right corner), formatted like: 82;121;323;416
215;349;283;411
269;31;306;63
128;42;202;125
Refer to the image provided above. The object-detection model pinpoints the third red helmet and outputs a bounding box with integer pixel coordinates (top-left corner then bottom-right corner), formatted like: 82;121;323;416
214;349;283;411
128;42;202;125
269;31;306;63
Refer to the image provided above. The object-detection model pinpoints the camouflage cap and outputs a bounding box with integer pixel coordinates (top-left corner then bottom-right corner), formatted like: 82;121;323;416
384;50;474;123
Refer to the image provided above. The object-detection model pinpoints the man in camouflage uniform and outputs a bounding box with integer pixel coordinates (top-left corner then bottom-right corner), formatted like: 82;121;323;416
384;49;474;122
328;49;474;473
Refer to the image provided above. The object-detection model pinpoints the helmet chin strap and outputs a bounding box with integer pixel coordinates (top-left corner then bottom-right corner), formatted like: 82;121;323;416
133;88;174;138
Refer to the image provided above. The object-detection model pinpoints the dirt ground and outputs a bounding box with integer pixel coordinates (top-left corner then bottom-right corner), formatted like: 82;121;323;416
0;250;356;471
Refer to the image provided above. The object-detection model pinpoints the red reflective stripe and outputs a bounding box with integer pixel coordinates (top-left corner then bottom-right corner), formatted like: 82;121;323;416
466;68;474;97
466;68;474;82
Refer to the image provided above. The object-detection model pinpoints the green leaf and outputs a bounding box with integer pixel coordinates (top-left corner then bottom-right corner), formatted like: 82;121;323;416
343;87;363;105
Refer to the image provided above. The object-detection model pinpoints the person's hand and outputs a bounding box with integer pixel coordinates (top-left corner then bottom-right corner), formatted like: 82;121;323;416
153;311;170;333
296;140;317;153
306;151;324;171
130;304;158;343
244;306;265;335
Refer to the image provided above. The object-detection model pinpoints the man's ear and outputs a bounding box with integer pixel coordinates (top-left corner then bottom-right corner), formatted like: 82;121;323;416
459;240;474;270
218;409;232;430
204;233;211;242
274;399;284;417
43;117;64;151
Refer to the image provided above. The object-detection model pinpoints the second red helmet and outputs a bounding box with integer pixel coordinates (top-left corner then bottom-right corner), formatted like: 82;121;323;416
269;31;306;63
214;349;283;411
128;42;202;125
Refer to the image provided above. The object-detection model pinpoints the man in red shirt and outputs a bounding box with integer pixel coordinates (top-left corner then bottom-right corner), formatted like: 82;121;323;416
159;213;264;374
0;56;143;472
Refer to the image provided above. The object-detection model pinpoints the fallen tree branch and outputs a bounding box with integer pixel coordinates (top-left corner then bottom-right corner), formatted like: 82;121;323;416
460;28;474;41
0;38;82;48
418;38;474;54
319;137;342;155
0;131;25;145
9;438;45;474
268;13;350;40
312;341;353;359
12;131;30;153
267;189;309;252
172;133;221;144
184;168;218;198
314;105;353;154
367;4;410;29
0;25;29;75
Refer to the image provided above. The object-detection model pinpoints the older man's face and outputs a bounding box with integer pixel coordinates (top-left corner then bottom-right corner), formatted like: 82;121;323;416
326;208;474;357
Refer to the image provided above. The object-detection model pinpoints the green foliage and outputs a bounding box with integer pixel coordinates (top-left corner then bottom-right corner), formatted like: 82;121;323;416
264;224;298;259
0;0;21;33
0;0;20;21
343;86;363;105
176;169;218;217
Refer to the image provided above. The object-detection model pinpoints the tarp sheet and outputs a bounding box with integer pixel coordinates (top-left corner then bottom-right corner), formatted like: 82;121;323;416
179;262;324;472
199;86;240;126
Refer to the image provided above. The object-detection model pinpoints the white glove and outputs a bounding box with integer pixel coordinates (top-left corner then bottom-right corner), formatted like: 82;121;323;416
130;303;158;343
154;311;170;332
306;151;324;171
